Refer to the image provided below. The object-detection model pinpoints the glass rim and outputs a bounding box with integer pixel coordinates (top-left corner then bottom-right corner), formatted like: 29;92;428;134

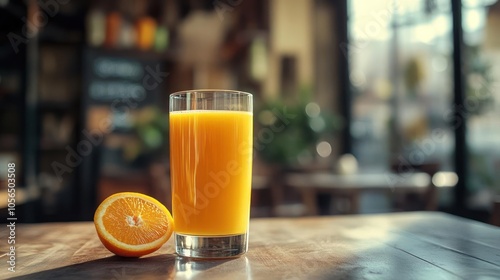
169;89;252;99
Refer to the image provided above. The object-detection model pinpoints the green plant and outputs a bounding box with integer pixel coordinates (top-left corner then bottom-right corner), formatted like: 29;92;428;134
256;88;342;166
123;107;168;162
465;45;495;115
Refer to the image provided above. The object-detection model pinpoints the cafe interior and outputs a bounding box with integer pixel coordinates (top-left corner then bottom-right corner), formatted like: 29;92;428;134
1;0;500;226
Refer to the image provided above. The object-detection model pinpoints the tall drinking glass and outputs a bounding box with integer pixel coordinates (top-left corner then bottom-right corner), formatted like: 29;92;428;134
169;90;253;258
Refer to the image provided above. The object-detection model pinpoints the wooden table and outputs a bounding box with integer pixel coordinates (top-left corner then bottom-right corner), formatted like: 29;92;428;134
1;212;499;279
286;172;455;215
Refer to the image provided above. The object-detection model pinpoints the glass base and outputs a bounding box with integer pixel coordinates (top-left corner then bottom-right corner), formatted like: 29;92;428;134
175;232;248;259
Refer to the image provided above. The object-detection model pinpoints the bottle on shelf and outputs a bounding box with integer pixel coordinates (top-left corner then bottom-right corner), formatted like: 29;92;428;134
136;16;157;51
86;7;106;47
105;11;122;49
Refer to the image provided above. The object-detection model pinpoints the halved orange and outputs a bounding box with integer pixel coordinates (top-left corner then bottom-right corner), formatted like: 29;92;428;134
94;192;174;257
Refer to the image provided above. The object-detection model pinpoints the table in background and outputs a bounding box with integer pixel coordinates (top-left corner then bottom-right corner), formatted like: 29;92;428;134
286;172;457;215
1;212;499;279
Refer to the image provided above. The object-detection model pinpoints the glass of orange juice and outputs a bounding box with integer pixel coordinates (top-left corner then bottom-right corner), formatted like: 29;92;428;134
169;90;253;258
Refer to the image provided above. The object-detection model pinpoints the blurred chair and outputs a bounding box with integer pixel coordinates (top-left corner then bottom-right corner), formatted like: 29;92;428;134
270;179;308;217
391;161;441;211
253;163;308;217
250;175;273;217
491;196;500;227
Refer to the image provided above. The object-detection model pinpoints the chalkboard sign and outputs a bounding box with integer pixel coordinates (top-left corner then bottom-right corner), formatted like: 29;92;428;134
83;48;169;132
79;48;171;213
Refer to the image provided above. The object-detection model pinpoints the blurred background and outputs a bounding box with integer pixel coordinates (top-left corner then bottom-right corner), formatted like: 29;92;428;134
0;0;499;224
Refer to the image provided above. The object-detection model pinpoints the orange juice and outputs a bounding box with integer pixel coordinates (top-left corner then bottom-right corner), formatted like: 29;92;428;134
170;110;253;235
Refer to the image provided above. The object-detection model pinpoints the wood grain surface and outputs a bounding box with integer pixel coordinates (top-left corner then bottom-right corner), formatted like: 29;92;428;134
1;212;499;279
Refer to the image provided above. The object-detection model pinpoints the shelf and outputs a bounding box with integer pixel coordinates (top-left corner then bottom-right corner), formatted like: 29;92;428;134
38;143;69;152
39;39;84;46
0;100;22;109
37;9;86;43
0;135;19;151
38;101;78;111
85;46;179;62
0;92;22;105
